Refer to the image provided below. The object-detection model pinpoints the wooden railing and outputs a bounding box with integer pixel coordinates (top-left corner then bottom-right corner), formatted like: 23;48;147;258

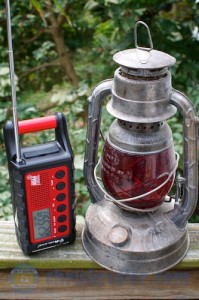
0;220;198;299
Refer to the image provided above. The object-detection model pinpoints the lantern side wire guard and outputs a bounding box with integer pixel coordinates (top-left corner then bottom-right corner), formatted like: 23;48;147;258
83;79;113;203
94;152;179;213
167;89;198;228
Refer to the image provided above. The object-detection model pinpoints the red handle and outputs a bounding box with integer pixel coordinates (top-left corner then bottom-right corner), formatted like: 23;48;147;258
18;116;57;134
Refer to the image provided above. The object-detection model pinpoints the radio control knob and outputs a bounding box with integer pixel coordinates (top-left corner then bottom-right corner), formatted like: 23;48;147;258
57;204;66;212
56;193;66;201
58;225;67;233
55;170;65;179
58;215;67;222
56;182;65;190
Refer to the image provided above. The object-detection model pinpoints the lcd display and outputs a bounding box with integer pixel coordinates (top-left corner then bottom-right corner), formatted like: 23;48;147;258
33;208;52;240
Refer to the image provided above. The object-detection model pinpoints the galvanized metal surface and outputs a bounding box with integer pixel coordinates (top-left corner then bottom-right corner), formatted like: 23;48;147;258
82;199;189;275
83;79;198;274
107;68;177;123
83;80;198;275
113;49;176;70
84;79;113;203
83;21;198;275
108;119;174;154
167;89;198;228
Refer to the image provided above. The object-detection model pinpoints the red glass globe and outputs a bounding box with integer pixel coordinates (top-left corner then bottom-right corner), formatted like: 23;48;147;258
101;141;176;209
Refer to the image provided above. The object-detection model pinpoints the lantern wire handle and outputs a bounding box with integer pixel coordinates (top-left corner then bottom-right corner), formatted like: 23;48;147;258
134;21;153;51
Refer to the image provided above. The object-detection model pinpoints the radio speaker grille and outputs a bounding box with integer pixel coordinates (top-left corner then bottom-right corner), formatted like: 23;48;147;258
26;172;50;210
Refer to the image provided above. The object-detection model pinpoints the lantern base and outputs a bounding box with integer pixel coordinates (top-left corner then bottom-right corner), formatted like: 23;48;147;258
82;199;189;275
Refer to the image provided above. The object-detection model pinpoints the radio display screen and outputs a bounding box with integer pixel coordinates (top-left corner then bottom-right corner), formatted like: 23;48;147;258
33;208;52;240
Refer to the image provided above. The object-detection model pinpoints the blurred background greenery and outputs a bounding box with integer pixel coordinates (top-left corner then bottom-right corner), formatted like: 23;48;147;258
0;0;199;221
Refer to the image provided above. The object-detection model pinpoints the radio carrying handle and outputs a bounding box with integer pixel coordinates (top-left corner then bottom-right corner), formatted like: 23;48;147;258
4;112;72;163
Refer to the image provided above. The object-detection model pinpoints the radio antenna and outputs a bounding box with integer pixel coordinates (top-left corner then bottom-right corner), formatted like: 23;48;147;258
6;0;21;163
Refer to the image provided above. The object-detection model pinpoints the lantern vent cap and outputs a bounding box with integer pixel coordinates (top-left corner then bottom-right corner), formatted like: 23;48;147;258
113;21;176;70
113;48;176;70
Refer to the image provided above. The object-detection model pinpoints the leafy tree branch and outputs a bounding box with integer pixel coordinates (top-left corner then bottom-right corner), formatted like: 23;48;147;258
30;0;79;86
19;60;60;81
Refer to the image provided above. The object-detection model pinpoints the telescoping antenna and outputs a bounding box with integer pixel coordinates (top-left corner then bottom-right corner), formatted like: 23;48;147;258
6;0;21;163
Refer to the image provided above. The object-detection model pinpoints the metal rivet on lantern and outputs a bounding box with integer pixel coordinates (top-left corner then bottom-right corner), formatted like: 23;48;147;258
155;222;165;233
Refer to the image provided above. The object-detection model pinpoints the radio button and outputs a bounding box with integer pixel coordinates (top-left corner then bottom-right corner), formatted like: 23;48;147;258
56;193;66;201
56;182;65;190
57;204;66;212
58;215;67;222
58;225;67;233
55;170;65;179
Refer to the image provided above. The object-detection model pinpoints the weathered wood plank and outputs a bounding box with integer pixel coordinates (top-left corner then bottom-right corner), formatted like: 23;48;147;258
0;221;198;299
0;221;199;270
0;269;198;299
0;220;97;270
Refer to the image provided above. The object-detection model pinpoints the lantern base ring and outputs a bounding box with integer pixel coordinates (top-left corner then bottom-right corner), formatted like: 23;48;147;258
94;152;179;213
82;198;189;275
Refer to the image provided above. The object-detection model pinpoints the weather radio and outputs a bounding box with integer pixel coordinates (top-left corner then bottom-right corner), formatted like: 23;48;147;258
4;0;75;254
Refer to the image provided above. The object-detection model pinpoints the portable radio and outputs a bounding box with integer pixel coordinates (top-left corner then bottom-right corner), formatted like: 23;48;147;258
4;0;75;254
3;113;76;254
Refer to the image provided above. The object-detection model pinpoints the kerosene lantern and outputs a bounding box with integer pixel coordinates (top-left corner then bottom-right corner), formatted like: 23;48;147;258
82;21;198;275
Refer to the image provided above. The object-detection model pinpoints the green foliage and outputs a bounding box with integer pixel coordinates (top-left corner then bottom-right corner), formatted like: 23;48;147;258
0;166;12;220
0;0;199;219
0;66;19;97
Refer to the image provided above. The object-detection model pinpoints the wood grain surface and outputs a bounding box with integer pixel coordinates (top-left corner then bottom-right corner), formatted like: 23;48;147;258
0;221;198;299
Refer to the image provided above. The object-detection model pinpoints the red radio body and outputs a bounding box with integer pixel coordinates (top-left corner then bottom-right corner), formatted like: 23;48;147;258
3;113;76;254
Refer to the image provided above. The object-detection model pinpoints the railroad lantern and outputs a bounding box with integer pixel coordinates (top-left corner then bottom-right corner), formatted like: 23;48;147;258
82;21;198;275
